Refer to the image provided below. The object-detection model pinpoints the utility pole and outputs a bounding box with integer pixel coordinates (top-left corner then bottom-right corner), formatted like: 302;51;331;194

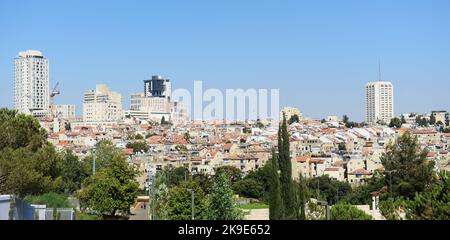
148;159;156;220
92;147;96;175
386;170;397;197
187;189;195;220
336;187;339;204
316;179;320;199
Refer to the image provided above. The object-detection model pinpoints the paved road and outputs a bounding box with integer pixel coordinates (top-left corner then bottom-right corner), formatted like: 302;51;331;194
244;209;269;220
129;202;150;220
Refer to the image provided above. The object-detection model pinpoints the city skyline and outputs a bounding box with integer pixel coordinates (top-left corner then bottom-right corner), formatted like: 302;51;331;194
1;1;450;121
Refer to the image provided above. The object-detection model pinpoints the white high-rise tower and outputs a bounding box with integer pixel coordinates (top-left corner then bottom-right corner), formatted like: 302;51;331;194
14;50;49;118
365;81;394;125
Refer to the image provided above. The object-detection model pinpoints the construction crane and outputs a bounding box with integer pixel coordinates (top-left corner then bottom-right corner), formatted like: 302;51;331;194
50;82;60;119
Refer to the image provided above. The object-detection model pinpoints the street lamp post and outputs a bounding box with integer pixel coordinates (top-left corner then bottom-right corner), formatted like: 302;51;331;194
187;189;195;220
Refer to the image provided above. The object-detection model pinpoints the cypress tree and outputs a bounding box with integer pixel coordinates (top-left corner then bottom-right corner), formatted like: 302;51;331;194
269;149;283;220
296;174;307;220
278;113;296;219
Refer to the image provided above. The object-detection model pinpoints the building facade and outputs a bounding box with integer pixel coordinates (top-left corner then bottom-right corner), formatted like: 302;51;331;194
130;93;144;111
14;50;49;118
55;104;76;119
365;81;394;125
83;84;123;123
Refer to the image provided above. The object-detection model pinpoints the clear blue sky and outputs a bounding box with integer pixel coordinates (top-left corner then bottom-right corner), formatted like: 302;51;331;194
1;0;449;121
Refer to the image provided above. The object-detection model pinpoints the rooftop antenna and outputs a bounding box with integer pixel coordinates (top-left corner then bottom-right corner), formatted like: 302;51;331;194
378;58;382;81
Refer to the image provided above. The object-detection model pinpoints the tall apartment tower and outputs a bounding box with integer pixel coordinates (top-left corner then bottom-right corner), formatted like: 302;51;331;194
83;84;123;123
14;50;49;118
144;75;171;101
365;81;394;125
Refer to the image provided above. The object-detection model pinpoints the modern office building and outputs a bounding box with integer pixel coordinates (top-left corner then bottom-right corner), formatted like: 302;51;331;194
83;84;123;123
14;50;49;118
365;81;394;125
55;104;76;119
144;75;171;100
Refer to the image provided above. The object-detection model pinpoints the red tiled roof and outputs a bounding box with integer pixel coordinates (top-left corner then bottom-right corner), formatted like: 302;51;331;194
413;130;437;135
320;128;337;133
223;143;233;150
376;166;385;171
296;156;311;163
310;158;325;164
349;168;372;175
122;148;134;155
223;154;258;160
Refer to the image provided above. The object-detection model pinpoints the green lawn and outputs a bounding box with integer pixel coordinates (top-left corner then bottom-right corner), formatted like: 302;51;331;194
239;203;269;210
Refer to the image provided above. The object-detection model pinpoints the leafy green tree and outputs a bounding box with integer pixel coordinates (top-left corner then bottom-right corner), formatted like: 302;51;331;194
345;172;385;205
145;132;157;139
0;145;61;198
135;134;144;140
152;171;170;220
288;114;300;124
77;151;139;218
193;172;214;194
256;119;265;129
215;166;242;183
405;173;450;220
243;127;252;134
233;162;272;201
175;144;188;152
441;127;450;133
269;149;283;220
161;116;170;125
389;117;402;128
429;114;436;125
64;122;71;131
163;166;190;187
0;108;47;151
416;116;429;127
401;116;407;124
207;173;244;220
278;113;296;219
233;178;264;199
330;203;372;220
338;142;347;152
126;141;149;153
83;140;121;175
379;197;406;220
184;132;191;143
167;180;208;220
309;175;352;205
381;132;434;199
57;151;88;194
343;115;349;124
